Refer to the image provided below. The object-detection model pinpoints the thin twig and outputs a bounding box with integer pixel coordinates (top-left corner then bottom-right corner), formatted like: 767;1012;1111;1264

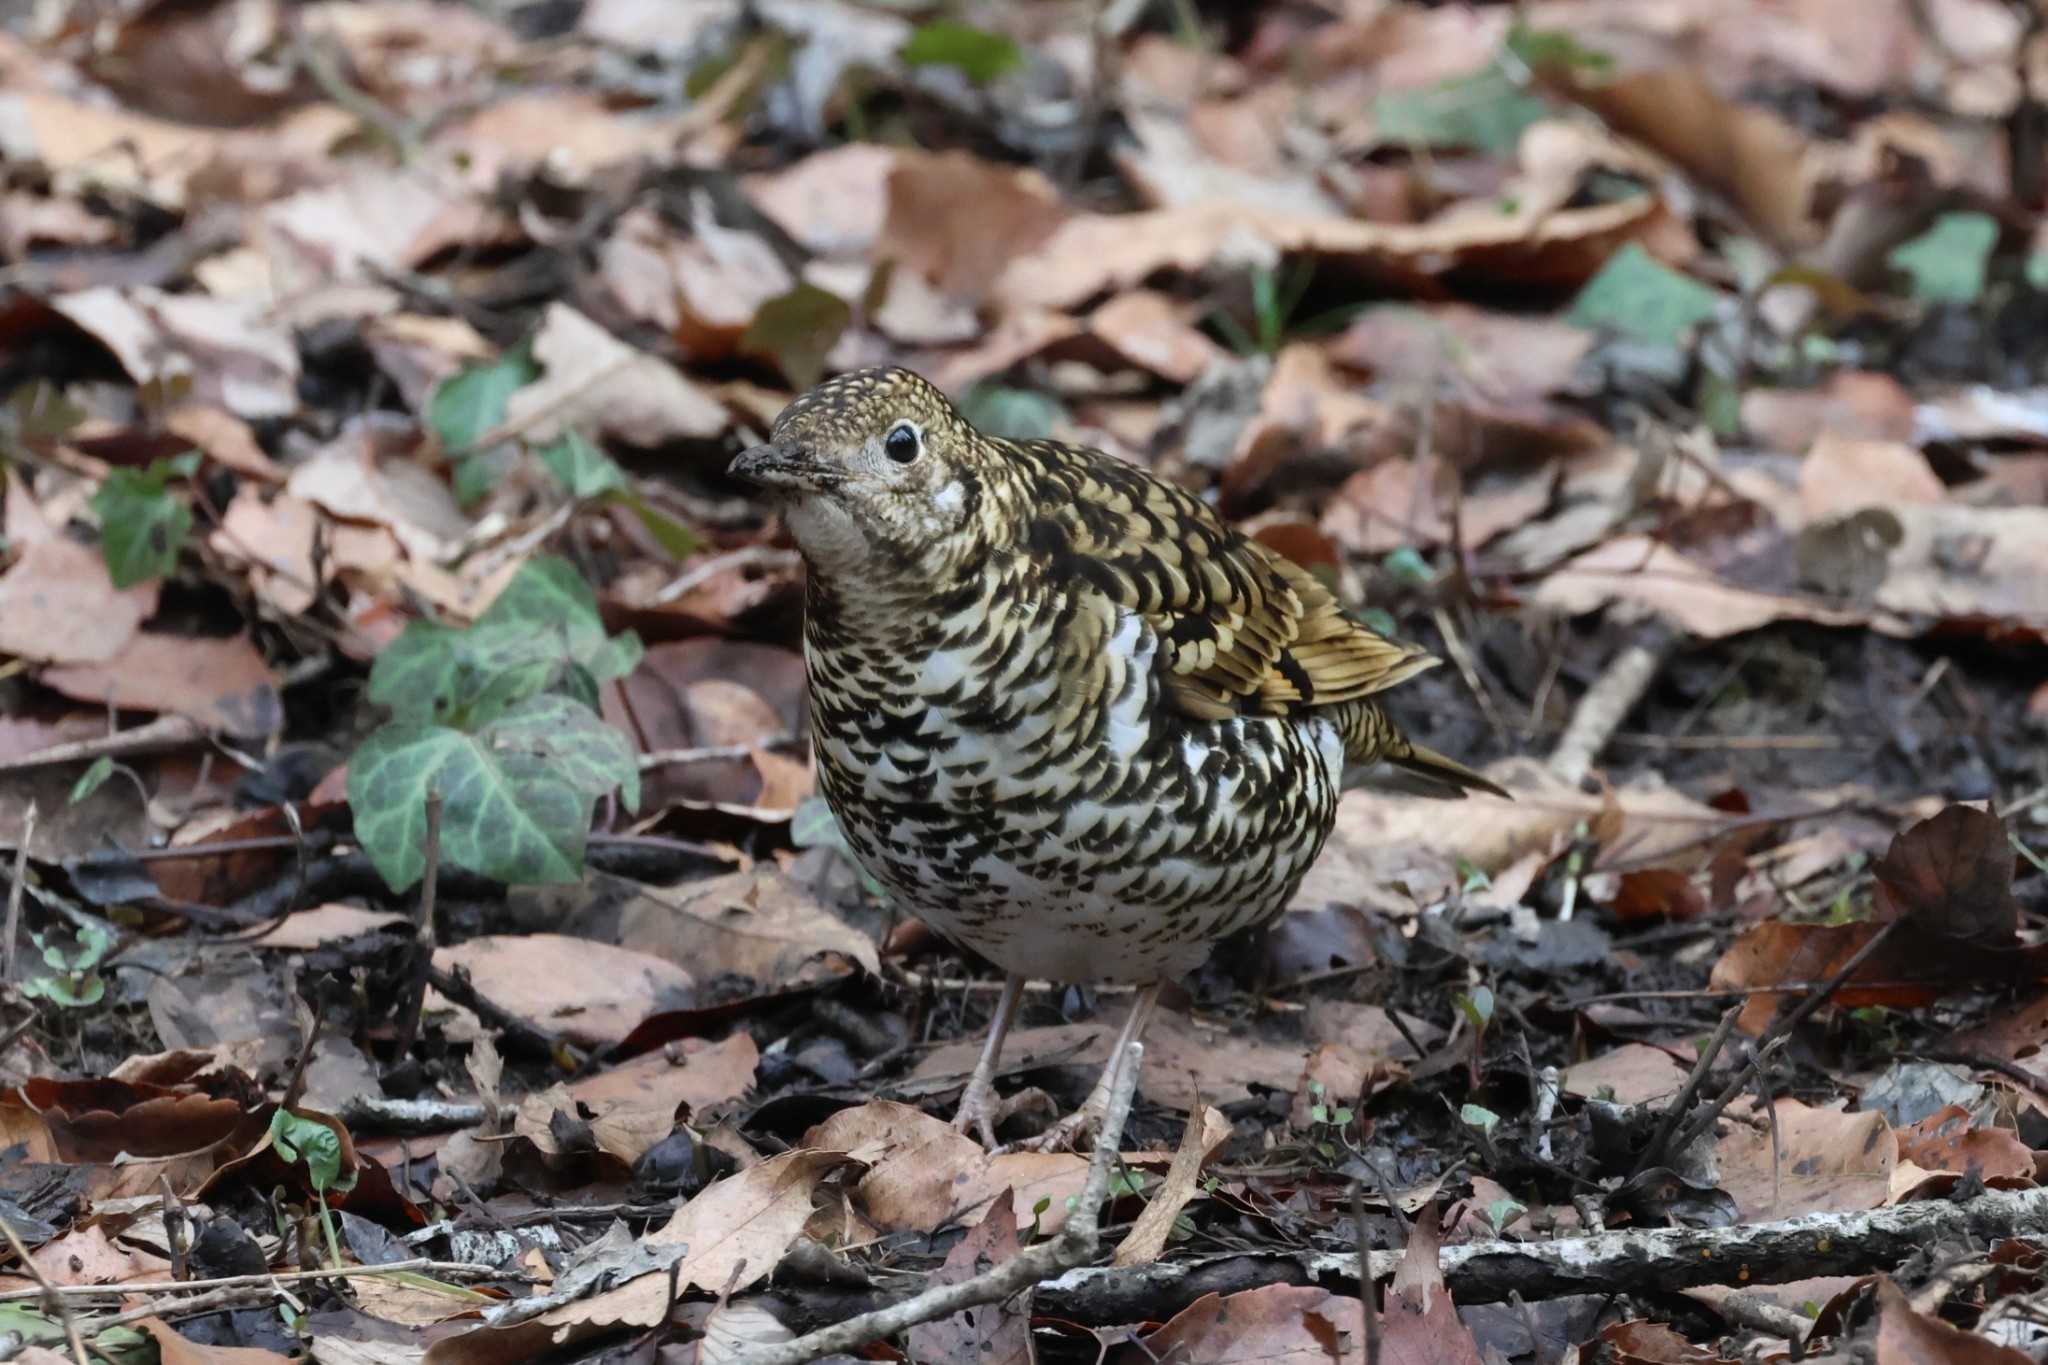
1665;920;1903;1158
733;1042;1147;1365
4;803;35;983
0;1258;511;1304
1632;1005;1742;1180
394;794;442;1060
0;1214;89;1365
1353;1179;1381;1365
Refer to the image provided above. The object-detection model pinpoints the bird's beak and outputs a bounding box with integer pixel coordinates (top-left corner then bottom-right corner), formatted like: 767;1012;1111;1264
728;442;824;493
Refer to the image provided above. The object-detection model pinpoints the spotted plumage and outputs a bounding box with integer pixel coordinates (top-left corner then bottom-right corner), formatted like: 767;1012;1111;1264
730;367;1505;1145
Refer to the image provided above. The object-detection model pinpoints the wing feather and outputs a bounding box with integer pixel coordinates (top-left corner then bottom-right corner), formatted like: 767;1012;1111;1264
1008;438;1439;721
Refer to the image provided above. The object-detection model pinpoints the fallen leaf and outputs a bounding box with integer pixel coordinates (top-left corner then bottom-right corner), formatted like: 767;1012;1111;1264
1873;804;2021;943
1714;1098;1893;1219
1378;1205;1486;1365
1874;1274;2032;1364
429;935;696;1048
1561;1043;1690;1107
616;867;880;990
1892;1105;2034;1186
0;537;158;664
41;631;281;737
879;149;1070;303
908;1188;1032;1364
251;905;410;951
1115;1105;1232;1266
496;303;729;449
138;1317;292;1365
1119;1283;1371;1364
1801;434;1948;522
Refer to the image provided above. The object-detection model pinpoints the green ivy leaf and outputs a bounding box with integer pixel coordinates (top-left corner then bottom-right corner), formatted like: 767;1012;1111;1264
620;492;703;562
453;445;519;508
958;385;1064;441
1888;211;1999;304
92;464;192;588
1374;65;1550;154
269;1109;354;1193
742;284;853;391
428;346;537;453
1568;243;1722;348
537;430;627;499
1460;1103;1500;1134
348;718;594;892
900;20;1022;84
489;691;640;813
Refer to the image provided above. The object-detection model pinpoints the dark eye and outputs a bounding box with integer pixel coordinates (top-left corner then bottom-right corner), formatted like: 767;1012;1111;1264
883;422;921;464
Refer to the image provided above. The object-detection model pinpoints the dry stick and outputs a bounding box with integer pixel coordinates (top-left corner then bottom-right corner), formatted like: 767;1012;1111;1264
4;802;35;983
1043;1185;2048;1312
1352;1181;1381;1365
1665;919;1903;1160
732;1041;1146;1365
1547;626;1679;786
0;1213;89;1365
0;1258;508;1305
1631;1004;1743;1181
393;794;443;1061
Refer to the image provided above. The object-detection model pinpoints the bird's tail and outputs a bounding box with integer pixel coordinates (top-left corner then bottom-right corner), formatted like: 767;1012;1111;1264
1335;700;1511;799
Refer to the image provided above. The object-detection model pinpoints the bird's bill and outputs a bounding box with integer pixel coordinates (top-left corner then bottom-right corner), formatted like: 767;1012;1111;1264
728;442;830;492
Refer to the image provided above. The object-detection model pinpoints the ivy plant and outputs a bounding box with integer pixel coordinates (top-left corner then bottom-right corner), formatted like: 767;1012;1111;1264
91;451;200;587
346;555;642;892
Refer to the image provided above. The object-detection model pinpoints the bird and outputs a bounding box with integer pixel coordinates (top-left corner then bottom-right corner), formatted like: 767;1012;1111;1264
728;366;1507;1149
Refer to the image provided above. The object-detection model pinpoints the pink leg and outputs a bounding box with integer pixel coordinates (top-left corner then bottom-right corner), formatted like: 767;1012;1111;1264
1022;981;1161;1152
950;973;1026;1148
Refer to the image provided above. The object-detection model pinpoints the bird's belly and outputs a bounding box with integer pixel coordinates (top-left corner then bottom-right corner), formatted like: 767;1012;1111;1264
822;704;1347;985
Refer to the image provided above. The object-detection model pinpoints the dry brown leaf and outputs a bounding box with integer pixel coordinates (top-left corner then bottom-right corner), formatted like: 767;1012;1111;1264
879;149;1070;303
496;303;729;448
165;404;282;481
0;537;159;665
30;1224;172;1285
137;1317;293;1365
995;195;1673;312
1560;1043;1690;1107
1893;1105;2034;1187
210;487;323;616
41;631;281;738
1087;290;1232;384
1120;1283;1372;1364
1114;1104;1232;1266
1801;434;1947;521
1874;1274;2033;1364
743;143;900;260
286;421;470;564
1740;372;1916;453
806;1100;1096;1235
429;935;695;1049
1715;1097;1893;1220
908;1188;1032;1363
562;1033;761;1165
51;287;300;419
1533;534;1888;638
910;1002;1311;1112
615;866;880;989
250;905;409;951
425;1149;848;1365
1291;760;1720;918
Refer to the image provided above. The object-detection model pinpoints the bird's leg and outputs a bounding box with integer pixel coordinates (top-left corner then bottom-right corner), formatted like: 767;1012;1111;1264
950;973;1027;1148
1019;981;1162;1153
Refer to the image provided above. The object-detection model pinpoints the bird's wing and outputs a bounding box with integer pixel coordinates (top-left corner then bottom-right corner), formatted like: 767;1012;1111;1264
1010;440;1439;721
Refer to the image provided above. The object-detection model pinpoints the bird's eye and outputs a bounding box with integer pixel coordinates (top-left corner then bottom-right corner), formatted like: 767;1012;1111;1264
883;422;922;464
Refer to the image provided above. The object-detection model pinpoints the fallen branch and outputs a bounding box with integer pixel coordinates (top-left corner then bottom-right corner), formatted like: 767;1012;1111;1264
1548;625;1678;786
734;1042;1145;1365
1037;1185;2048;1318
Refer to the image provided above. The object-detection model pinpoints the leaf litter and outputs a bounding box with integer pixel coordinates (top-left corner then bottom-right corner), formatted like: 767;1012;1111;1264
0;0;2043;1361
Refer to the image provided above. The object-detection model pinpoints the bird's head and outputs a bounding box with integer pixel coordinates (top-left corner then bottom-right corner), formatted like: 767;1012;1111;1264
728;367;994;581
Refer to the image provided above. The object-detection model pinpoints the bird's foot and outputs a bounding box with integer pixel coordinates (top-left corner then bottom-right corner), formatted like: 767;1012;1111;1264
1012;1079;1122;1153
951;1079;1053;1149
